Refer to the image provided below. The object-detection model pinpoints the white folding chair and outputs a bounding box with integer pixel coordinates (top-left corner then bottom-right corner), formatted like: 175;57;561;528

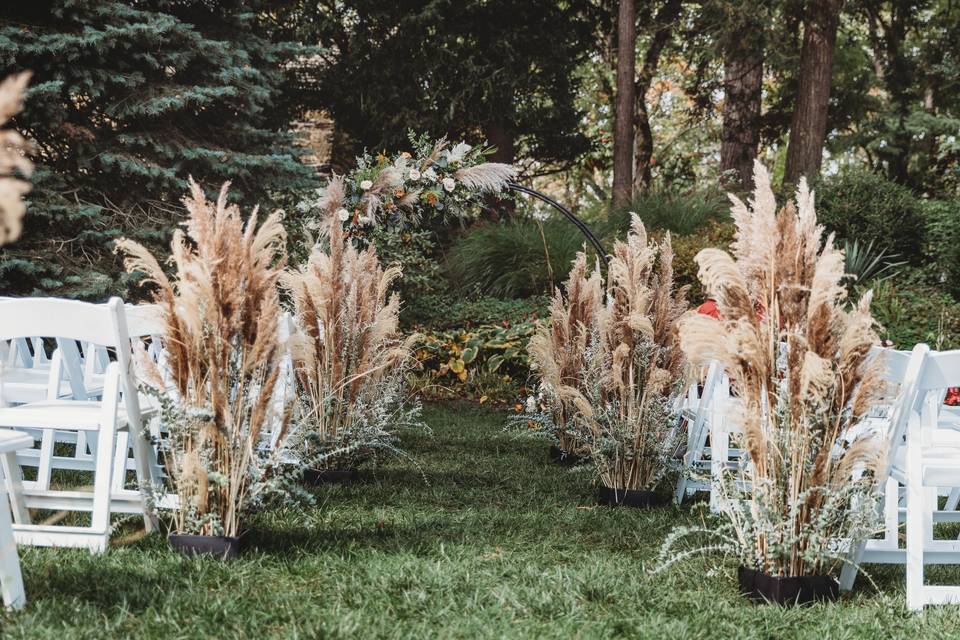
838;345;960;592
675;362;720;504
905;348;960;609
0;297;158;552
0;429;33;609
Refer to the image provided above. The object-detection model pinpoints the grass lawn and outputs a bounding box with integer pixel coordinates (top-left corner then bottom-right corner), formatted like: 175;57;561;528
3;401;959;638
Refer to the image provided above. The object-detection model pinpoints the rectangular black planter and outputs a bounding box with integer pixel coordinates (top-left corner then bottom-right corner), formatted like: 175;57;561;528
548;445;584;466
737;566;839;606
302;467;359;485
168;534;241;560
597;486;669;508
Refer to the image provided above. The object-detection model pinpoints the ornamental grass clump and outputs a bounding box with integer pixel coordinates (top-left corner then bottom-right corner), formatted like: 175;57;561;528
659;162;886;578
578;215;688;492
526;251;604;457
117;180;292;538
281;176;422;471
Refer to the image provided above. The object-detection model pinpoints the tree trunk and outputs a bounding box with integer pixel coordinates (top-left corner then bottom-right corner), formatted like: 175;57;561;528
612;0;636;209
632;0;681;195
783;0;843;187
483;122;516;216
720;50;763;191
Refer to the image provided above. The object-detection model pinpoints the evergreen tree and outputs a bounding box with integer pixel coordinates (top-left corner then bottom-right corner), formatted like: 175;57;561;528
0;1;315;298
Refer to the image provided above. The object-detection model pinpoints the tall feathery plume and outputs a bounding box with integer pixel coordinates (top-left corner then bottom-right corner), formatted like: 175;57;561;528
281;196;420;470
583;215;689;491
675;160;886;577
117;179;289;538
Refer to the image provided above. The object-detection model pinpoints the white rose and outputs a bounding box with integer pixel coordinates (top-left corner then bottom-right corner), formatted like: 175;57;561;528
336;208;350;222
525;396;536;413
360;179;373;190
443;177;456;192
408;169;421;181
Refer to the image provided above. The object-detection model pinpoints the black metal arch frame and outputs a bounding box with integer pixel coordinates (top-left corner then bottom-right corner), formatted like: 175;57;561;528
506;182;609;261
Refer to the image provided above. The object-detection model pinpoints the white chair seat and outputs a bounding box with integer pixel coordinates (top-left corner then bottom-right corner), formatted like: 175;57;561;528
0;400;154;431
0;430;34;453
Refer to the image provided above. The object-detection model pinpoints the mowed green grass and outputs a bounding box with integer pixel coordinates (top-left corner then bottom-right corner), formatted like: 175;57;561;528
3;402;960;639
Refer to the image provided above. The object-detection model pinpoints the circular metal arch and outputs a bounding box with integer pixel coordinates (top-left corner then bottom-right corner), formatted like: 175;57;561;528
506;182;610;262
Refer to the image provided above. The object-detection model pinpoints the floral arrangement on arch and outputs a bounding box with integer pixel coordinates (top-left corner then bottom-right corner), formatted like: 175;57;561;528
297;132;517;238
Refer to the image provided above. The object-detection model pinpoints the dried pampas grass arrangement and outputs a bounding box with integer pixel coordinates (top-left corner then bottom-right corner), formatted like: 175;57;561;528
117;180;291;537
663;162;885;577
527;250;604;456
281;177;422;471
525;215;689;491
579;215;688;491
0;71;32;246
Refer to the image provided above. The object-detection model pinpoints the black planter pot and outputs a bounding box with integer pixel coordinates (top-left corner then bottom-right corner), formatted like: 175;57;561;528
597;486;669;508
737;566;839;606
302;467;359;485
168;533;241;560
548;445;584;466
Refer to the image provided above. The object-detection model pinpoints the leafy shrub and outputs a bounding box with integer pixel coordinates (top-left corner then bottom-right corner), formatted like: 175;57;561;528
815;168;924;260
403;293;548;330
870;270;960;350
410;320;536;403
445;219;592;298
923;198;960;298
601;186;729;237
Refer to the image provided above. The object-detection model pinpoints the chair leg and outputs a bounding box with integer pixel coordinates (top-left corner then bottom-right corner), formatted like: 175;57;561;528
89;425;117;549
0;494;25;610
0;452;30;525
906;446;925;610
709;421;729;514
35;430;54;492
129;429;158;533
839;540;865;591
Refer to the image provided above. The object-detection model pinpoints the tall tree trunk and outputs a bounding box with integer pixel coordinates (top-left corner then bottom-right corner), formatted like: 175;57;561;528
632;0;681;195
612;0;636;209
484;122;516;216
720;49;763;191
783;0;843;187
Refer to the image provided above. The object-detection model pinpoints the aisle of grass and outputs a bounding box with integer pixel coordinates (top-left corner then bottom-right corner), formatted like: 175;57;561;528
2;402;958;639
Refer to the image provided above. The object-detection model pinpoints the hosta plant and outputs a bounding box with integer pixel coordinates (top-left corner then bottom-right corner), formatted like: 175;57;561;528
118;181;294;538
281;176;422;472
576;216;688;492
659;162;886;578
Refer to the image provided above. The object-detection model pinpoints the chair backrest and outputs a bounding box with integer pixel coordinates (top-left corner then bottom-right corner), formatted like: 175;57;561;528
879;343;930;481
915;348;960;393
0;297;143;427
124;304;165;338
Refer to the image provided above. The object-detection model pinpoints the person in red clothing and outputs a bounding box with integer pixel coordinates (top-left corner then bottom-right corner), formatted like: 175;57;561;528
697;298;721;319
946;387;960;406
